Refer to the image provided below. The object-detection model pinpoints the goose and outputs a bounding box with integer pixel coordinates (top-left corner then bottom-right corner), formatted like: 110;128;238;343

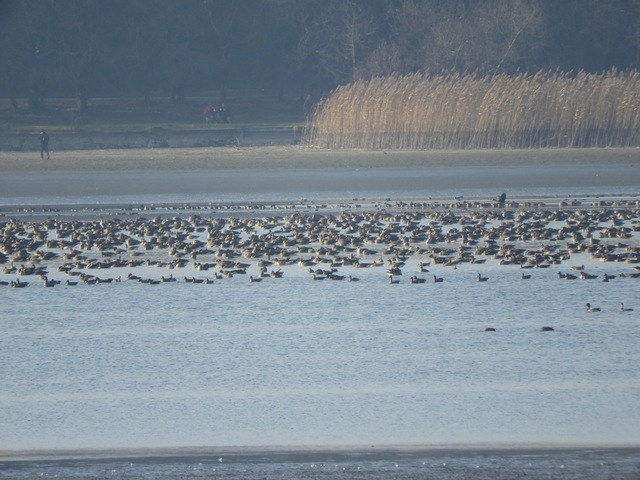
558;271;577;280
476;273;488;282
602;273;616;282
410;275;426;284
2;264;16;274
10;279;29;288
619;303;634;312
388;275;400;284
579;271;598;280
162;274;176;282
387;267;402;276
65;279;78;286
484;327;496;332
585;302;601;312
540;326;555;332
249;275;262;283
521;272;531;280
433;275;443;283
348;275;360;282
43;276;59;287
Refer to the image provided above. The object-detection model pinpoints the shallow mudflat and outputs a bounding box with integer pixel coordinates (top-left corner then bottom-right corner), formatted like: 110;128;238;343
1;145;640;172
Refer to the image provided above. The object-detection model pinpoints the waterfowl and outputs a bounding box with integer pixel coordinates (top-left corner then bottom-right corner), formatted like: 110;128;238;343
2;264;16;274
558;271;577;280
249;275;262;283
410;275;426;284
162;274;176;282
433;275;443;283
387;267;402;276
484;327;496;332
184;276;204;284
521;272;531;279
65;279;78;286
388;275;400;284
43;276;59;287
585;302;601;312
540;326;555;332
476;273;488;282
348;275;360;282
10;279;29;288
579;271;598;280
619;303;634;312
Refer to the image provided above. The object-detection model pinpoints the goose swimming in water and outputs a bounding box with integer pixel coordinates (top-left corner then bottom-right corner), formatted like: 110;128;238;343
348;275;360;282
585;302;601;312
521;272;531;279
558;271;577;280
579;271;598;280
619;303;634;312
476;273;488;282
388;275;400;284
410;275;426;284
433;275;443;283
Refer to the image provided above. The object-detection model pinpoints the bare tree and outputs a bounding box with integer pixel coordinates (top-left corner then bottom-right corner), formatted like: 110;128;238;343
364;0;545;76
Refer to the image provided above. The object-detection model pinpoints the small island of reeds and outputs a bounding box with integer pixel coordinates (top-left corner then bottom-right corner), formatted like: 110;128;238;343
305;70;640;150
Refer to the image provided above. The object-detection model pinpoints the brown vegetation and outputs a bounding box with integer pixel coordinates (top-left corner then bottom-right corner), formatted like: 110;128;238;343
306;70;640;149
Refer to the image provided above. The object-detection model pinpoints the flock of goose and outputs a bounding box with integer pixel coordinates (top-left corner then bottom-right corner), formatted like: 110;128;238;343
1;198;639;316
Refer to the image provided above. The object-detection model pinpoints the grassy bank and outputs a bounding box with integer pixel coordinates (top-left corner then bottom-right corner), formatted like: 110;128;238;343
306;71;640;149
0;89;307;134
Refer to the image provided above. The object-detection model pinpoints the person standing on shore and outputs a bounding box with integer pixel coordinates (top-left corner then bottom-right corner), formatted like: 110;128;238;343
40;130;50;160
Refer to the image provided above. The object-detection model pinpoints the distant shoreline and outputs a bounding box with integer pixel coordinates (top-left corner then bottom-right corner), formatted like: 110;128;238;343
2;443;639;463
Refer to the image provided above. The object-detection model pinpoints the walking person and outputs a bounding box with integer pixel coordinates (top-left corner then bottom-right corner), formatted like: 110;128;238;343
40;130;50;160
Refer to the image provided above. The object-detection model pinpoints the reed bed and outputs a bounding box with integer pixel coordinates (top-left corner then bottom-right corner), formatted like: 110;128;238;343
305;70;640;149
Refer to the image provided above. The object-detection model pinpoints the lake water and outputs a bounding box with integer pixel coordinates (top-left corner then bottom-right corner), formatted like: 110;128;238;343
1;148;639;478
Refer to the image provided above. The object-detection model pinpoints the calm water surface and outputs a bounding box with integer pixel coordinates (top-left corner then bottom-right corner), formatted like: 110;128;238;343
1;149;639;478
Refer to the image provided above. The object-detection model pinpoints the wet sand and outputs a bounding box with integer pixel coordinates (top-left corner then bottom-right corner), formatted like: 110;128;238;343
1;145;640;172
1;146;639;207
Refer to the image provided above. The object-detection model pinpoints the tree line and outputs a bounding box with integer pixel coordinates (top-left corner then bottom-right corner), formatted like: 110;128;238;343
1;0;640;111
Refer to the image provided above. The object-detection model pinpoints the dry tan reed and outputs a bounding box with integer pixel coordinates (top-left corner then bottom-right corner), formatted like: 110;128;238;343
305;70;640;149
